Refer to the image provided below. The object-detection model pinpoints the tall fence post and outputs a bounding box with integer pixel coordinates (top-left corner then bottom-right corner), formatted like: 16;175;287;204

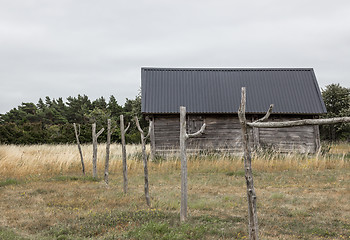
238;87;349;240
179;106;206;222
238;88;259;240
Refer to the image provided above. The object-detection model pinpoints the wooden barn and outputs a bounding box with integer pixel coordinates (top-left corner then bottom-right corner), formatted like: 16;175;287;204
141;68;327;154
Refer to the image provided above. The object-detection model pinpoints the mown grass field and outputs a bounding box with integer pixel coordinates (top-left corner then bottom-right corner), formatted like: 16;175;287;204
0;143;349;239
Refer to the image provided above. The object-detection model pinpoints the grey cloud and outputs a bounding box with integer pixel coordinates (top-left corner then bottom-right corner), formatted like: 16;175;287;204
1;0;350;114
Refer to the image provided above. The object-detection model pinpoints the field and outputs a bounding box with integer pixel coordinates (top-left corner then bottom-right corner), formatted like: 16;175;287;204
0;143;350;239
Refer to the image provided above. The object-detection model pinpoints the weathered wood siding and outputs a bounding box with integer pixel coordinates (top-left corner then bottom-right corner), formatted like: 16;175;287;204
257;118;318;153
153;115;319;154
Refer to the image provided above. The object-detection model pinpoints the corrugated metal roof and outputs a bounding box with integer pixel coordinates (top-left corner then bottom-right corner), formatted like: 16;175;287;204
141;68;327;114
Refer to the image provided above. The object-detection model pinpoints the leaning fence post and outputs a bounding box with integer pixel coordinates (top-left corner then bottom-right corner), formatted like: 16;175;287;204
120;115;130;193
73;123;85;175
135;116;152;207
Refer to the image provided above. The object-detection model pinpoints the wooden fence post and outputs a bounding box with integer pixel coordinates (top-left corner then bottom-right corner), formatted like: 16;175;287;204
73;123;85;175
238;87;349;240
92;123;104;179
179;106;206;222
180;106;188;222
120;115;130;193
104;119;111;184
135;116;152;207
238;88;259;240
105;119;117;185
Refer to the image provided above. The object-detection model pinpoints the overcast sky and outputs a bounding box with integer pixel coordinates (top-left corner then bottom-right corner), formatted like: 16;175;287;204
1;0;350;114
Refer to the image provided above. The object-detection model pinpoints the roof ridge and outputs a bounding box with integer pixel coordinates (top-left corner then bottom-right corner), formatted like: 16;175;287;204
141;67;313;71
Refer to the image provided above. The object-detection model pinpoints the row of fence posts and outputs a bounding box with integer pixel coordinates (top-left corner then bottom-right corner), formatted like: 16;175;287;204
74;87;350;240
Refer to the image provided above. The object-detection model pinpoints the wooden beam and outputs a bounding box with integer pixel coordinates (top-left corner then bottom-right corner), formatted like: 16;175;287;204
248;117;350;128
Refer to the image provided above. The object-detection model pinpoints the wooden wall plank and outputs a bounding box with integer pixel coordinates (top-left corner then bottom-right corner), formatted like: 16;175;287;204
153;115;318;154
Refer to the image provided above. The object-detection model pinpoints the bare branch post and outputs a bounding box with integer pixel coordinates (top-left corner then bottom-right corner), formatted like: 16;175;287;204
179;106;206;222
120;115;130;193
238;88;259;240
73;123;85;175
237;87;349;240
135;116;152;207
92;123;104;179
105;119;116;185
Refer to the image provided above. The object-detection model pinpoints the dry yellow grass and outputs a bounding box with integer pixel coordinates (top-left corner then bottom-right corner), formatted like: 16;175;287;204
0;143;349;239
0;143;349;180
0;144;144;179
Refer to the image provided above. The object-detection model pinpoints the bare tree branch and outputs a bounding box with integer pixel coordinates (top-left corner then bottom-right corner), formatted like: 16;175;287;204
124;122;130;134
254;104;274;123
144;120;153;140
186;123;206;139
96;128;105;138
248;117;350;128
134;116;144;134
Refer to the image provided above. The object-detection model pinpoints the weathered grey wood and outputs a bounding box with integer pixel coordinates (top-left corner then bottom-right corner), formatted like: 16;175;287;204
252;127;260;149
104;119;111;185
248;117;350;128
149;117;155;161
238;87;259;240
135;116;151;207
254;104;274;123
120;115;130;194
180;106;188;222
92;123;105;179
152;113;334;154
179;106;206;222
73;123;85;175
314;125;321;152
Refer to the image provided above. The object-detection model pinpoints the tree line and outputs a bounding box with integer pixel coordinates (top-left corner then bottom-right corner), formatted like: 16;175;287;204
0;83;349;144
0;94;147;144
320;83;350;142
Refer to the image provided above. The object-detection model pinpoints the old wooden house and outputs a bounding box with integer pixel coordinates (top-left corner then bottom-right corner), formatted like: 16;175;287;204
141;68;327;154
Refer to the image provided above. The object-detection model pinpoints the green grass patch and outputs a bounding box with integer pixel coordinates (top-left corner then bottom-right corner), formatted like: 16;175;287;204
0;178;20;187
51;175;101;182
225;170;245;177
47;209;247;239
0;227;29;240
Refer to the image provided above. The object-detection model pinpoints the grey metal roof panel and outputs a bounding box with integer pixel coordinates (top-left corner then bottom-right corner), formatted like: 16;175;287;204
141;68;327;114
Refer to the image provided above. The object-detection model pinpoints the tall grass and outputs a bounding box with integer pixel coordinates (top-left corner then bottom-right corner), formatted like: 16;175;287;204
0;143;349;179
0;143;349;239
